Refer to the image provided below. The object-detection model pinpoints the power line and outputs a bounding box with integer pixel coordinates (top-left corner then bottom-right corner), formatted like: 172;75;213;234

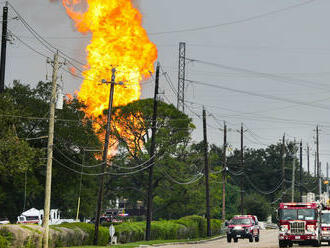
53;157;157;176
187;58;330;91
148;0;317;35
186;79;330;111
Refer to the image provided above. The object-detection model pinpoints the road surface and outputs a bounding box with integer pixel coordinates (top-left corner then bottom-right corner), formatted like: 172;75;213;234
152;229;328;248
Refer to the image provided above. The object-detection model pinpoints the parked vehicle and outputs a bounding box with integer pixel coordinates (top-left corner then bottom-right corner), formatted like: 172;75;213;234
226;215;260;243
0;218;9;224
17;208;43;225
278;202;320;247
320;207;330;245
17;208;77;225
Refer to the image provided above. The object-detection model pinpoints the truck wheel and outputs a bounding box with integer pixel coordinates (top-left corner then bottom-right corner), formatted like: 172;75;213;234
313;240;320;247
234;238;238;243
279;240;287;247
288;243;292;247
255;236;259;242
226;235;231;243
249;236;253;242
328;241;330;246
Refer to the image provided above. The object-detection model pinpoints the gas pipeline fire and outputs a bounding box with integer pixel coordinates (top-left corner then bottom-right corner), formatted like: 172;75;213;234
62;0;157;157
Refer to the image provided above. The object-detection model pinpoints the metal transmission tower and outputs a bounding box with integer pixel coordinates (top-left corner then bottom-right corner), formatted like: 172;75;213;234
177;42;186;112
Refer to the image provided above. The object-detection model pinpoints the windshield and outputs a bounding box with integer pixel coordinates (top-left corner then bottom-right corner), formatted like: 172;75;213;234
298;209;315;220
322;213;330;223
26;216;39;221
231;218;251;225
279;209;316;221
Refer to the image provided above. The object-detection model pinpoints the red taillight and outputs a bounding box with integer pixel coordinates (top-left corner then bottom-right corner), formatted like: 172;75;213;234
322;227;329;231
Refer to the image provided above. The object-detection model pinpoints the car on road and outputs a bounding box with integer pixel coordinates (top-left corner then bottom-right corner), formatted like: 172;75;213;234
226;215;260;243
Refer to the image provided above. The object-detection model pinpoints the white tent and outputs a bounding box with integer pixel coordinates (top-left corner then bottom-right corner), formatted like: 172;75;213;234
21;208;43;217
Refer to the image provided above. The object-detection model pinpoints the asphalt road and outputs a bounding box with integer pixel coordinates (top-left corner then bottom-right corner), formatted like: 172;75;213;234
153;229;330;248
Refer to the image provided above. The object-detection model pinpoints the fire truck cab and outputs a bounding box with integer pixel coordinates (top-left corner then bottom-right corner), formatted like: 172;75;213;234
278;202;320;247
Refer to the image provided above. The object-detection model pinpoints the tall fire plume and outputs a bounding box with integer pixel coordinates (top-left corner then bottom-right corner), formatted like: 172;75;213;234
62;0;157;155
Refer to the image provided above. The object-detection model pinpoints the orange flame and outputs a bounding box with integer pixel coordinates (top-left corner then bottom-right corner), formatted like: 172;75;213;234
69;66;77;76
62;0;157;156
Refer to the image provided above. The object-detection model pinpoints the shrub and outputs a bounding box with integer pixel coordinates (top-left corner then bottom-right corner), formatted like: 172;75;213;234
176;216;202;238
115;215;223;243
56;222;109;246
115;222;145;243
0;228;13;248
0;216;222;247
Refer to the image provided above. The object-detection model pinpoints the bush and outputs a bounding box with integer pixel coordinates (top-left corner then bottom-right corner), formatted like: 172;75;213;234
0;228;13;248
115;222;145;243
115;215;222;244
176;215;205;238
0;216;222;247
56;222;109;246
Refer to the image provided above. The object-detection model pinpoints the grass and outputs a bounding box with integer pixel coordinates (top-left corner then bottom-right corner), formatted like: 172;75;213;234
61;235;224;248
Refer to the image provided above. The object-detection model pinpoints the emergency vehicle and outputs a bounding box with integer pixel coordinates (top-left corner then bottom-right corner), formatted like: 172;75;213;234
278;202;320;247
226;215;260;243
320;208;330;245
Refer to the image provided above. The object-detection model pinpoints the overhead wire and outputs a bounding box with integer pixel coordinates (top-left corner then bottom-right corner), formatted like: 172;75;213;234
161;169;204;185
186;79;330;112
148;0;317;35
187;58;330;91
53;157;156;176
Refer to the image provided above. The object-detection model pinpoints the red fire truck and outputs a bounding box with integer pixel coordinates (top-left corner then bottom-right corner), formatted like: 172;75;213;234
278;202;320;247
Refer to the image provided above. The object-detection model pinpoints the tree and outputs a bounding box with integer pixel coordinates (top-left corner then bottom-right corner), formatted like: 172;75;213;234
104;99;196;218
244;193;271;221
0;81;102;220
0;92;44;221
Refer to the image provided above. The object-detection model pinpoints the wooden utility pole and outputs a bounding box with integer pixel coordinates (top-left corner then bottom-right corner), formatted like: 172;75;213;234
222;122;227;221
327;163;329;196
281;134;286;198
146;62;160;241
43;51;59;248
307;145;310;175
0;1;8;93
203;107;211;237
299;140;303;202
94;68;116;245
76;150;85;221
317;126;321;199
240;123;244;215
315;151;317;177
291;145;296;203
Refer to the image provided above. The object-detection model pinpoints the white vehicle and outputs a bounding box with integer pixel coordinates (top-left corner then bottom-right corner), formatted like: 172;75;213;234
0;218;10;224
17;208;78;225
17;208;43;225
320;210;330;245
